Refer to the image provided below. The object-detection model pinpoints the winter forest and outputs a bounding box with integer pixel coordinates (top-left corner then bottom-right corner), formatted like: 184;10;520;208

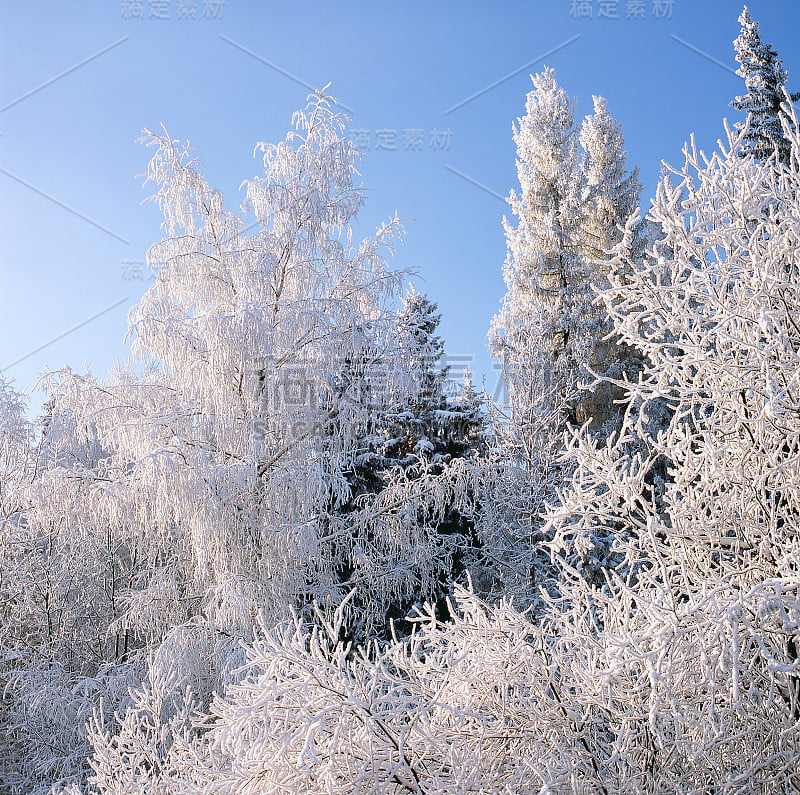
3;6;800;793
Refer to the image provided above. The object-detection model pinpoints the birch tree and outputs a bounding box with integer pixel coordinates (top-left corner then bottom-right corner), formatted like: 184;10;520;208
0;90;429;793
132;101;800;795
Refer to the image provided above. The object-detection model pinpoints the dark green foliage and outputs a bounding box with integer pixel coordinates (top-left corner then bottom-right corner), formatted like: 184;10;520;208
331;289;487;644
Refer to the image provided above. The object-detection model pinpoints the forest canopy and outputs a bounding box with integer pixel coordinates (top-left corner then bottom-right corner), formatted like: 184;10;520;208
2;7;800;794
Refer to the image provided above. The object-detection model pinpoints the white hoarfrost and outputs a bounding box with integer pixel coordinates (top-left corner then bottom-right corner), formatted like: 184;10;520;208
0;91;457;793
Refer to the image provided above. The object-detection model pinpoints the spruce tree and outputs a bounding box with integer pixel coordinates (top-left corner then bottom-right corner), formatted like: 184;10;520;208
490;69;643;459
386;288;482;467
577;95;646;436
732;6;799;165
329;288;486;642
487;70;645;597
579;95;641;269
489;67;586;457
383;289;486;630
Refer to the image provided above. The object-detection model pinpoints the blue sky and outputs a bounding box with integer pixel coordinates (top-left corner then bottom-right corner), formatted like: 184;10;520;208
2;0;798;414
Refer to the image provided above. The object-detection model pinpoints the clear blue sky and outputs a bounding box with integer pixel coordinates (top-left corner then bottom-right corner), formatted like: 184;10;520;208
2;0;798;414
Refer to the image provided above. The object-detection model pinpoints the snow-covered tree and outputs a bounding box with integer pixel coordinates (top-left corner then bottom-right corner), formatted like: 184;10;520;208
0;375;34;790
732;6;799;165
0;373;32;525
543;104;800;788
114;588;618;795
126;104;800;795
323;288;488;643
486;68;587;595
487;70;644;596
579;95;642;268
387;288;485;471
490;70;644;453
0;90;440;793
577;94;647;437
490;67;586;454
85;650;207;795
379;290;487;628
94;90;416;637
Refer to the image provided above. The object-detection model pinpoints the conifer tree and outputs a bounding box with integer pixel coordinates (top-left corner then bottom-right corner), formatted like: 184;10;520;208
383;289;487;627
732;6;799;165
490;68;586;458
328;288;487;642
579;95;642;270
387;288;482;467
491;71;643;451
577;95;646;435
486;70;645;598
489;70;642;525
